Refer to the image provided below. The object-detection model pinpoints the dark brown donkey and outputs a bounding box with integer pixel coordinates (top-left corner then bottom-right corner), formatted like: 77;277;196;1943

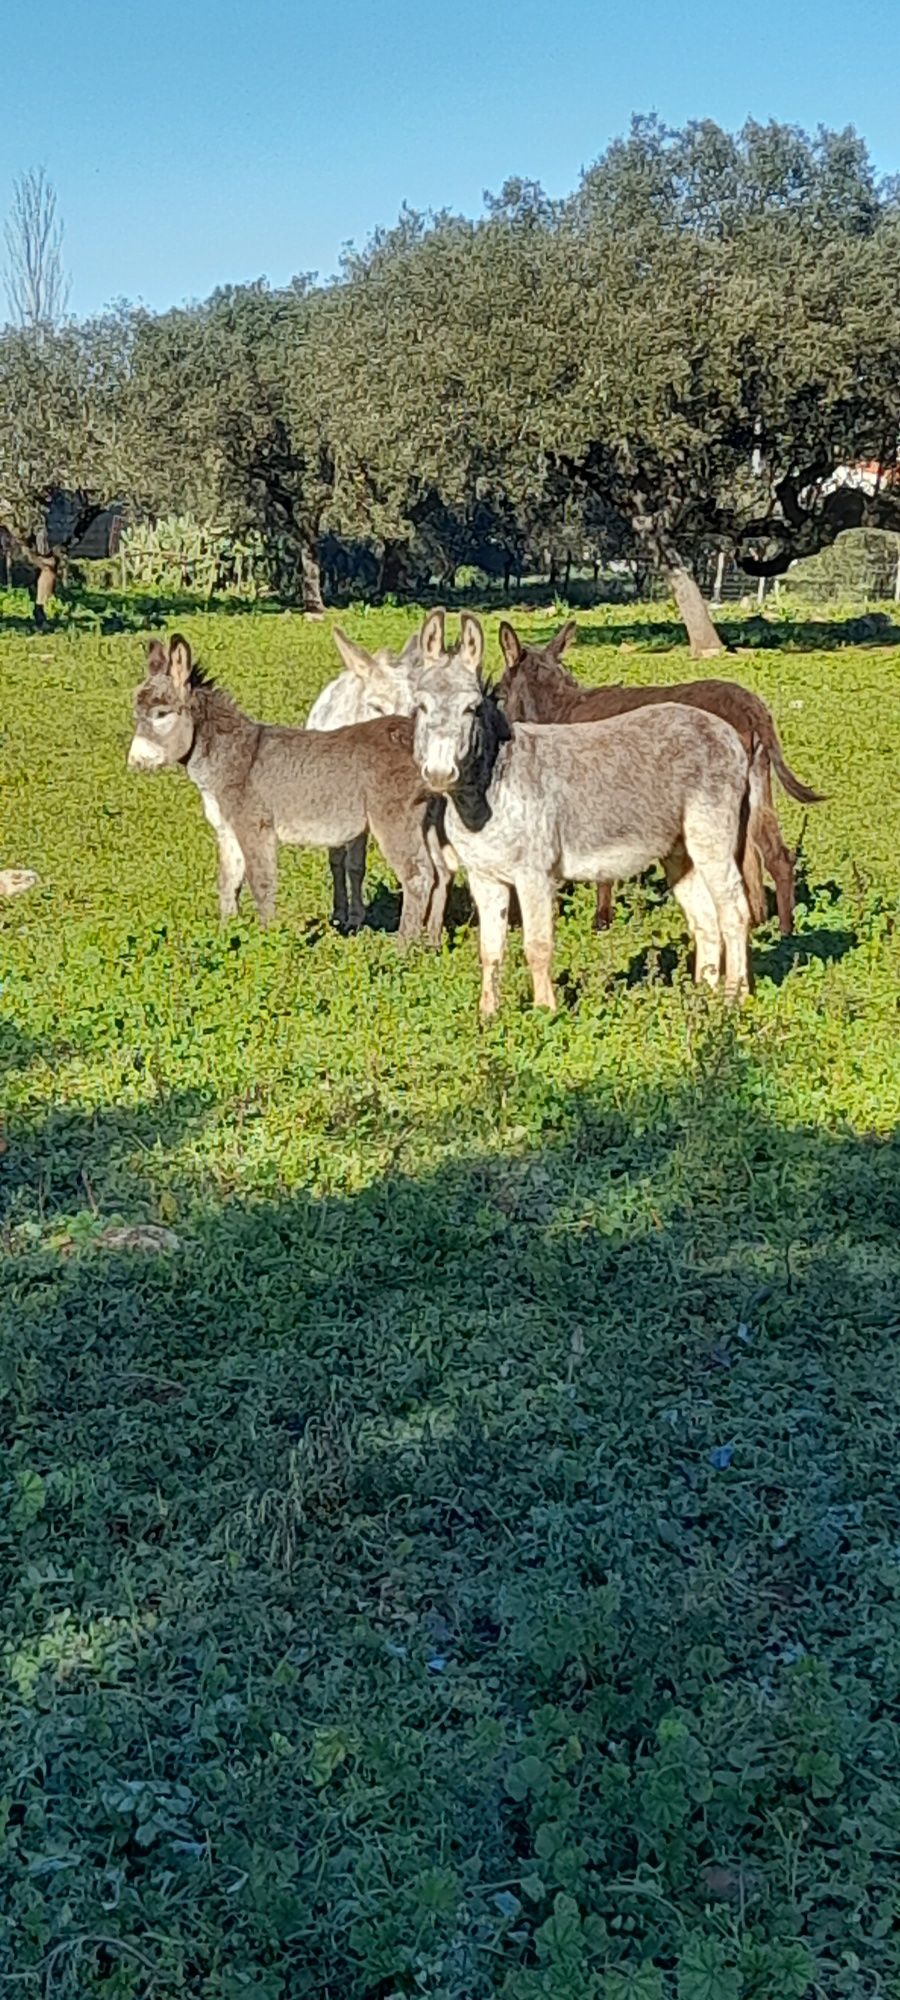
497;621;822;935
128;635;448;940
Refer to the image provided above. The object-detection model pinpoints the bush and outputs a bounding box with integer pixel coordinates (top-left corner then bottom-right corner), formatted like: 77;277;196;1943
119;516;269;597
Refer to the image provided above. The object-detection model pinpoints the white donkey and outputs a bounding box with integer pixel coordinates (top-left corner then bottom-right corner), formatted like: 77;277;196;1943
306;627;422;931
406;610;759;1015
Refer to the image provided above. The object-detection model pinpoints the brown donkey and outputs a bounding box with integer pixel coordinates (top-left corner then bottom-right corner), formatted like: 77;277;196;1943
497;621;822;935
127;635;448;940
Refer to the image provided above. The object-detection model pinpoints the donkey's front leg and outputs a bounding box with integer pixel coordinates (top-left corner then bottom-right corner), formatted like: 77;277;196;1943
217;824;247;918
594;881;614;931
516;871;557;1011
469;869;510;1017
345;833;368;932
328;846;350;932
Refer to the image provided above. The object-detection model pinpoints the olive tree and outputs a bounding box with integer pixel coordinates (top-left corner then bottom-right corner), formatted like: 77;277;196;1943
0;313;127;619
120;280;340;614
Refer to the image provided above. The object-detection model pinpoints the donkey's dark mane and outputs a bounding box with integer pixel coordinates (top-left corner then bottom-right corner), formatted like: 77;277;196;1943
452;687;511;832
529;649;579;688
191;678;246;729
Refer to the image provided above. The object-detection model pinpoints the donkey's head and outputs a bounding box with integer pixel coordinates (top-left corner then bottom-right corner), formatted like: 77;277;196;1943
411;609;506;796
128;634;197;771
331;626;420;717
496;618;578;721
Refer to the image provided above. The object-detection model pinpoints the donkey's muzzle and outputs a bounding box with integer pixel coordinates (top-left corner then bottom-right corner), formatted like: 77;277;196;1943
127;734;166;772
421;763;459;791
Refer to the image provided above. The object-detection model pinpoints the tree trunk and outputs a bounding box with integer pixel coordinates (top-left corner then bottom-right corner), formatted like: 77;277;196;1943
378;539;406;598
548;554;558;591
564;554;572;594
34;555;60;630
668;563;725;658
503;558;512;594
300;539;325;618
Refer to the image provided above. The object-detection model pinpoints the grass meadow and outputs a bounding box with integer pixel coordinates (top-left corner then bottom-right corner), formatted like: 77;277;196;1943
1;597;899;1998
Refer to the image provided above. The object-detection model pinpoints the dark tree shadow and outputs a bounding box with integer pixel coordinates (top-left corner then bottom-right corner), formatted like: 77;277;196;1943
754;925;859;986
1;1049;899;1991
570;610;900;654
364;876;474;939
612;941;683;990
0;1088;214;1224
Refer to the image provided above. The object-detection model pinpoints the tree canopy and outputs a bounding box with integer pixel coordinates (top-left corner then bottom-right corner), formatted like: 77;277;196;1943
3;117;900;645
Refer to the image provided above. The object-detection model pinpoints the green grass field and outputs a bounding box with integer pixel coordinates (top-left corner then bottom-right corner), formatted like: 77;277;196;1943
1;599;899;1999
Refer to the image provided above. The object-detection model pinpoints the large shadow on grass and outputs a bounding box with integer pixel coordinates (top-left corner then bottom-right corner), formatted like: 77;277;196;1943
1;1041;898;1993
568;609;900;654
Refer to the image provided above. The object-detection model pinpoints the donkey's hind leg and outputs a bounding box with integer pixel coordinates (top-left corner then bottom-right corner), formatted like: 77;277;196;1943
666;847;722;988
755;809;795;936
395;857;437;943
370;807;438;945
699;856;751;999
594;881;614;931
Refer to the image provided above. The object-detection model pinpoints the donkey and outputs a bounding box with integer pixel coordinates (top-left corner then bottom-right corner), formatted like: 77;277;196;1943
497;619;822;936
306;626;424;932
410;611;761;1015
128;635;448;941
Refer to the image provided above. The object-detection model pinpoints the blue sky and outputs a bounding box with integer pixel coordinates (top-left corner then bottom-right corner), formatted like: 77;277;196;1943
2;0;897;318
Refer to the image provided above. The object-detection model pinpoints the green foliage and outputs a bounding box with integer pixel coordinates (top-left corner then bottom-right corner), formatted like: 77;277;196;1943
119;515;268;596
0;311;130;556
9;115;900;620
0;600;899;1995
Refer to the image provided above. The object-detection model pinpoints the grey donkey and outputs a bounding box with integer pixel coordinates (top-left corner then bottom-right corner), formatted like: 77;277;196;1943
409;611;762;1014
306;625;424;932
128;634;448;940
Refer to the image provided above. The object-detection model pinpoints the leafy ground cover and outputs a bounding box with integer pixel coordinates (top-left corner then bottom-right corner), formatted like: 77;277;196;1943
1;599;898;1998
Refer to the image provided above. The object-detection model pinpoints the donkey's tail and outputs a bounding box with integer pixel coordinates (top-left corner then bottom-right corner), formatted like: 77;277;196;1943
740;735;768;930
762;716;824;805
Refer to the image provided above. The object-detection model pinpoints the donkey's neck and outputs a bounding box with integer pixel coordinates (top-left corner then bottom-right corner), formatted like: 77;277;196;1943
185;686;261;791
452;698;510;832
527;666;590;723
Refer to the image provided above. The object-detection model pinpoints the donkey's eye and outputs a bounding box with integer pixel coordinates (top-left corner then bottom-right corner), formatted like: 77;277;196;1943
154;711;179;732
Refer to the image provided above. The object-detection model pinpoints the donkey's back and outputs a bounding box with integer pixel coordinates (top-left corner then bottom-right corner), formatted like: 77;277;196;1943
506;704;748;883
249;715;417;847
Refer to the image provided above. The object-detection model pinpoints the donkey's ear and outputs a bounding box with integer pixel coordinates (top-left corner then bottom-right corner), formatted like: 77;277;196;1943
420;608;446;665
332;627;377;682
548;618;577;660
498;621;522;671
459;613;484;676
146;638;169;677
168;634;193;688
